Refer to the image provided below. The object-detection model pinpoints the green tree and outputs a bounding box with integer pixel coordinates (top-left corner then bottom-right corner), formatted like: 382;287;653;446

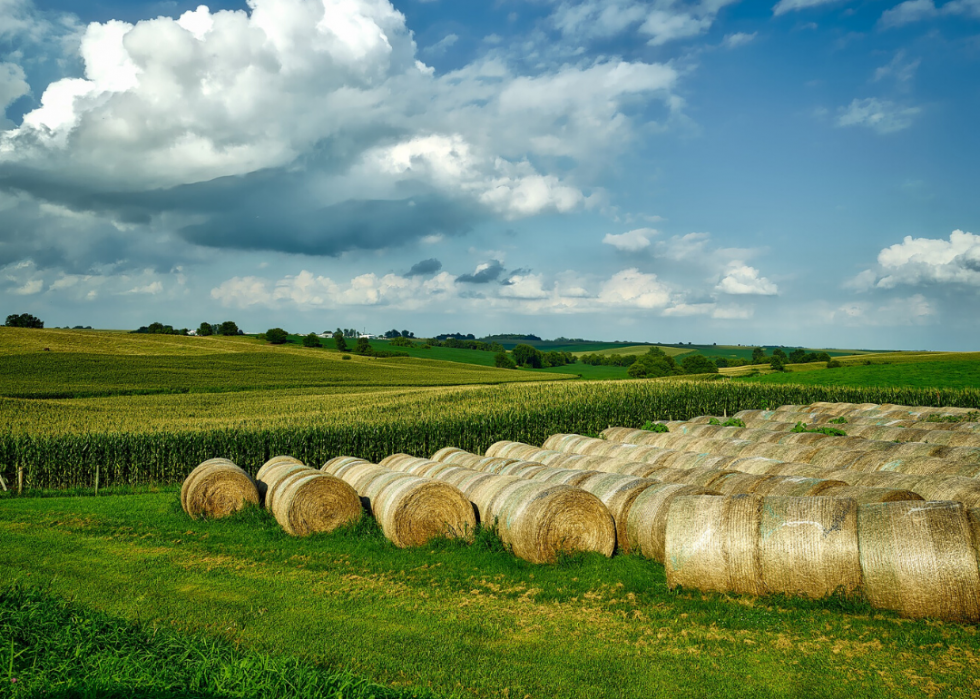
354;337;372;355
265;328;288;344
196;322;214;337
789;348;807;364
218;321;240;336
333;331;348;352
5;313;43;329
751;347;767;364
494;351;516;369
769;356;785;372
715;357;729;368
681;355;719;375
512;344;542;368
302;332;321;348
627;362;648;378
772;348;788;361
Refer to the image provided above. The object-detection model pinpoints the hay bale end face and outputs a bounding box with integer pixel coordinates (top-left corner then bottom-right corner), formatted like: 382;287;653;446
271;470;362;537
181;459;259;520
624;483;718;561
858;500;980;623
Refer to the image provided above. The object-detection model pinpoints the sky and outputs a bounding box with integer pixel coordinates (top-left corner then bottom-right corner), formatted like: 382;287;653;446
1;0;978;349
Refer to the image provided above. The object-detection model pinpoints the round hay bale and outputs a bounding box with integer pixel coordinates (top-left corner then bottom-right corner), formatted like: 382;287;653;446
575;472;659;549
258;461;312;511
752;476;847;498
708;471;774;495
181;459;258;520
270;470;361;537
531;468;605;487
758;496;862;598
181;457;235;513
256;455;304;482
969;508;980;556
760;462;829;478
807;448;866;470
624;483;718;560
858;501;980;622
611;461;671;478
664;494;765;596
655;467;736;489
819;485;923;503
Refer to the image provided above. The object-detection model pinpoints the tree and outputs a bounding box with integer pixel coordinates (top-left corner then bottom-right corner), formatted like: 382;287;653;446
769;356;785;372
512;343;542;368
302;332;321;348
197;322;214;337
751;347;767;364
788;348;807;364
384;329;401;339
772;348;788;361
5;313;43;329
333;331;348;352
401;329;414;338
627;362;648;378
715;357;729;368
354;337;372;355
681;355;719;375
494;351;516;369
218;321;240;336
265;328;289;345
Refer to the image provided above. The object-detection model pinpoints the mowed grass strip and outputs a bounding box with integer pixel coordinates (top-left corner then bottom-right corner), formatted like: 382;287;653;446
2;494;978;699
1;583;442;699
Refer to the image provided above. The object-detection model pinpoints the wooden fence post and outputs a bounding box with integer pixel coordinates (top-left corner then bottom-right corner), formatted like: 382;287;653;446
95;464;100;497
18;467;24;495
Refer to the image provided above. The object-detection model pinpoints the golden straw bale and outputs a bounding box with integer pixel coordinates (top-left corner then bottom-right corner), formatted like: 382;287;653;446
664;494;765;596
750;476;844;498
181;459;258;520
654;467;736;488
819;485;923;503
257;461;311;511
858;501;980;622
323;460;474;546
709;472;775;495
254;455;304;502
575;472;659;548
624;483;719;560
269;469;361;537
496;463;550;478
485;441;530;458
758;496;862;598
759;462;830;478
807;449;866;469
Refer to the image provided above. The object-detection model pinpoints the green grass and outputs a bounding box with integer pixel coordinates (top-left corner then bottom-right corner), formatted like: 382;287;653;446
1;494;978;698
570;345;690;358
738;360;980;390
1;583;441;699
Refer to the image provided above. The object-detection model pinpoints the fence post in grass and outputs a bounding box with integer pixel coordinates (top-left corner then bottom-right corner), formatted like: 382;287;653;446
95;463;100;497
0;474;7;491
18;467;23;495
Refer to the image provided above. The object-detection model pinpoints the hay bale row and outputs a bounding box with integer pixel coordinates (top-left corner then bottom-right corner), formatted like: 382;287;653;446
665;495;980;622
379;453;616;564
729;410;980;435
321;457;475;547
256;457;361;537
695;417;980;447
598;428;980;477
432;447;658;550
181;458;259;520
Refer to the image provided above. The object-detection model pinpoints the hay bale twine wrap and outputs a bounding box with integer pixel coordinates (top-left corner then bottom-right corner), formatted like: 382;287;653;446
323;459;475;547
254;455;305;502
708;471;776;495
181;459;258;520
664;494;766;596
819;485;923;503
760;462;834;478
758;496;862;598
857;500;980;622
269;468;361;537
257;460;312;511
654;467;737;488
624;483;719;560
574;472;659;549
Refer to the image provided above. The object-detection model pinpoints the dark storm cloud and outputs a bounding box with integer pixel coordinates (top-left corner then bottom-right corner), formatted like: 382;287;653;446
457;259;504;284
407;258;443;276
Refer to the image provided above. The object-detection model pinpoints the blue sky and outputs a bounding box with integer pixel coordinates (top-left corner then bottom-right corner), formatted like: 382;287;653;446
1;0;978;349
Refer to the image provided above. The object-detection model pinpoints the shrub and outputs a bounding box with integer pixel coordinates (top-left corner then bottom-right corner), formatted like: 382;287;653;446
791;422;846;436
302;333;321;348
769;356;785;372
494;352;516;369
196;322;214;337
640;421;669;433
389;336;414;348
354;337;372;355
826;359;842;369
512;344;542;368
681;355;719;375
627;363;647;378
265;328;288;345
341;354;351;360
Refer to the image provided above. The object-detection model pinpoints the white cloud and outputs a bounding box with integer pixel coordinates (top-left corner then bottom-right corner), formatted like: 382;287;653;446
830;294;935;326
122;281;163;295
211;276;273;308
772;0;851;15
715;262;778;295
850;230;980;289
879;0;980;28
723;32;757;48
836;98;920;134
603;227;655;251
422;32;458;56
11;278;42;294
550;0;738;46
499;273;549;299
873;51;920;83
597;268;672;309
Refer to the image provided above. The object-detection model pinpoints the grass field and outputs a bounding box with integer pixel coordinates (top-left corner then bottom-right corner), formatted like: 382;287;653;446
3;494;979;699
571;345;691;358
736;359;980;390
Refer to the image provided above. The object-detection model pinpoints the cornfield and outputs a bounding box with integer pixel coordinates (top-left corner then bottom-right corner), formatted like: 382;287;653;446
5;380;980;491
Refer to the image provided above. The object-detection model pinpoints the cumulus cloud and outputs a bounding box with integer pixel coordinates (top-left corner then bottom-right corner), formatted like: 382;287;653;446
0;0;682;270
836;98;920;134
597;268;672;308
603;228;655;251
849;229;980;289
458;260;505;284
715;262;778;295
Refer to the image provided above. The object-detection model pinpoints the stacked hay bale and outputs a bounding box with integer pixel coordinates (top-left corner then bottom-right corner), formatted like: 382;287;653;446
255;456;361;536
663;494;980;621
380;453;616;564
181;458;259;520
322;457;476;547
